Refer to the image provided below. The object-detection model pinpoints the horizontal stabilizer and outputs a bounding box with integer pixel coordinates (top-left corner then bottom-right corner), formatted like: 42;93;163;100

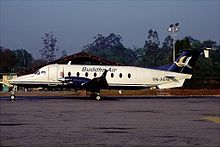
158;79;185;89
165;75;177;78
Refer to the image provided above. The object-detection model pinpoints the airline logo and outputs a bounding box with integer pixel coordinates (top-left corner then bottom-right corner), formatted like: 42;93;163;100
81;67;117;72
174;56;192;68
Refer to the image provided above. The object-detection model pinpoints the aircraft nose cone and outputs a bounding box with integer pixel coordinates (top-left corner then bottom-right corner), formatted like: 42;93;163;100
9;79;16;84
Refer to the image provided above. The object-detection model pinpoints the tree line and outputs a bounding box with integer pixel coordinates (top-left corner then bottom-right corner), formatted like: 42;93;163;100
1;31;219;80
83;31;220;79
0;32;65;73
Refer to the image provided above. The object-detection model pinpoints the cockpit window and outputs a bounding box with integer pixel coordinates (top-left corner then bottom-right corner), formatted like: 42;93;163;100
35;70;40;75
35;70;46;75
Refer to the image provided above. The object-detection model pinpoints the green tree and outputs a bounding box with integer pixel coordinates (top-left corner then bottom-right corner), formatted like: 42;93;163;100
0;47;16;72
139;29;161;66
13;49;33;70
32;59;47;68
144;29;160;51
134;47;145;65
39;32;59;62
200;40;217;48
162;35;173;51
83;33;124;52
175;38;191;56
83;33;137;65
61;50;68;59
161;35;173;64
192;40;219;78
184;36;201;49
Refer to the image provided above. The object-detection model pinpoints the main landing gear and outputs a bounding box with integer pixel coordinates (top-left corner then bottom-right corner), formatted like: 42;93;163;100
90;92;101;101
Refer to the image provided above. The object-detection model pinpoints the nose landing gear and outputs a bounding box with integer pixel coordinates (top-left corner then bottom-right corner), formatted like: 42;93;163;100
10;86;17;101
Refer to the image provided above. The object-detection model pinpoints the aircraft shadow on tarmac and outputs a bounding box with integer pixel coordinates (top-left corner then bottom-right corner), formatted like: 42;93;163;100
0;95;218;101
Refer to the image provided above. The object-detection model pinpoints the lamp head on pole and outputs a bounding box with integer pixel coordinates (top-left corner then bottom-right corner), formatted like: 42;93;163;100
174;22;179;32
168;27;172;32
174;27;179;32
175;23;179;27
167;23;180;62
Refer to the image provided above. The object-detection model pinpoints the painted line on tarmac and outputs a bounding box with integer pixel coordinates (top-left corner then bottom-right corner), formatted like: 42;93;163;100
202;116;220;124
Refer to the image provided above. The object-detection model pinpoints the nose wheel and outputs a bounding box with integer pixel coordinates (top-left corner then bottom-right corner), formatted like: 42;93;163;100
10;94;15;100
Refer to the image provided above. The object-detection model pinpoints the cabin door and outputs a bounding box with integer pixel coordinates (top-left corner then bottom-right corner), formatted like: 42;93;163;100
48;65;58;85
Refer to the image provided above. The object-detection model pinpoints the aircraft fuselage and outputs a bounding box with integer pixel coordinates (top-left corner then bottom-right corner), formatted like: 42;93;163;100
10;64;191;90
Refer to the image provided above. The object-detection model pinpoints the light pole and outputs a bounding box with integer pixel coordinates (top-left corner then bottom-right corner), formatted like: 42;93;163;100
168;23;179;62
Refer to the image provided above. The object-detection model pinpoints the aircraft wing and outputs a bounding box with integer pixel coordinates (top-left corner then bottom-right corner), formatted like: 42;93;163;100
58;76;91;88
82;70;109;92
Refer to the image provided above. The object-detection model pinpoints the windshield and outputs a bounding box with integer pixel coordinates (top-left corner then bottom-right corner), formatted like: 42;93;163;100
34;70;40;75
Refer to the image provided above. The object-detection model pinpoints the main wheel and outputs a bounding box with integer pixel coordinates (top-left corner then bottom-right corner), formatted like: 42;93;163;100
90;92;102;100
95;95;101;101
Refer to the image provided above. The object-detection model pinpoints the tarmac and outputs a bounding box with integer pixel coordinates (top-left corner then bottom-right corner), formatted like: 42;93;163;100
0;95;220;146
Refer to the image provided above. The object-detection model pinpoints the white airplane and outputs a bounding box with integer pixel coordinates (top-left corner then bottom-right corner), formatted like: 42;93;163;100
10;48;210;100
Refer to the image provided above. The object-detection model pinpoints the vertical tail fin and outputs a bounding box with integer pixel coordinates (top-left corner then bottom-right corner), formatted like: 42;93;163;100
168;48;210;74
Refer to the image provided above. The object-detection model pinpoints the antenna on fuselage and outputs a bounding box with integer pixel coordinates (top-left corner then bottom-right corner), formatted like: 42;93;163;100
67;61;71;65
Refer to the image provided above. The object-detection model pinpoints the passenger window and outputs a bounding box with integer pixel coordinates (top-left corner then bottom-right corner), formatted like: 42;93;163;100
111;73;114;78
76;72;80;77
94;72;97;77
68;72;71;77
85;72;88;77
128;73;131;78
119;73;122;78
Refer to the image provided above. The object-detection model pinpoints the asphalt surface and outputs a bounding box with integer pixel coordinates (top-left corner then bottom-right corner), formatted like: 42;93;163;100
0;96;220;146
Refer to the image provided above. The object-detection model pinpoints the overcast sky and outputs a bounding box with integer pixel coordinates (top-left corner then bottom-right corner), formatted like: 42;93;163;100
1;0;219;59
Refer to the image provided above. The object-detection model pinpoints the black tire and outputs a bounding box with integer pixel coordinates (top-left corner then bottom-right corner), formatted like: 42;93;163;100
10;95;15;100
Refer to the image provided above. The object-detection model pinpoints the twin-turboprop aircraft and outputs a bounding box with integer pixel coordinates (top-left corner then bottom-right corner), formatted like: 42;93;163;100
10;48;210;100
